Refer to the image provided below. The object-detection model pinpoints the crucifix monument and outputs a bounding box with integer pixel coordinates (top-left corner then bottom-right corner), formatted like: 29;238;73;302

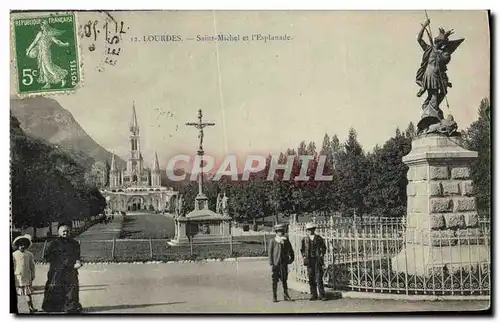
169;109;232;246
185;109;216;211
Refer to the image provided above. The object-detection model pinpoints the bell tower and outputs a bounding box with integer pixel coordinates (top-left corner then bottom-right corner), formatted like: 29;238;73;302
127;102;144;185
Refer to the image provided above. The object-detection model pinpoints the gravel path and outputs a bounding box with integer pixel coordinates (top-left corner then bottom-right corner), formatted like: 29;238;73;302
16;260;490;314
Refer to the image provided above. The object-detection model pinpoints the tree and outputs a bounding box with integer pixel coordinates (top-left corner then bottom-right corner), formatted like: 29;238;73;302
227;174;268;223
274;151;296;217
344;127;364;156
297;141;307;155
179;177;198;213
316;134;334;215
300;141;319;213
336;128;370;216
464;98;491;216
405;122;417;140
364;126;412;218
330;134;341;169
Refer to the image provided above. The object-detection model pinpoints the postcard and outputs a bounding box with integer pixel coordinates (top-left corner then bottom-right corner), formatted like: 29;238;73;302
9;10;491;314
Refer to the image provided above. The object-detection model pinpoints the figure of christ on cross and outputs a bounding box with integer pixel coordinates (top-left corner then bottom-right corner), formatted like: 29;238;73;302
185;109;216;196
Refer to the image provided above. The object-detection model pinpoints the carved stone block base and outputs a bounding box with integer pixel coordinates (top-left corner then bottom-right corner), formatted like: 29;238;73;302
391;244;490;276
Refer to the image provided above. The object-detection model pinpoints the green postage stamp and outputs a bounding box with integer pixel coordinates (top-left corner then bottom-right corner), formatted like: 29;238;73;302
12;13;81;95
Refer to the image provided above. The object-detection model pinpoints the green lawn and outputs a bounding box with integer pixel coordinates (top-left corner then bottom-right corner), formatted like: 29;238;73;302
119;214;176;239
29;214;270;263
30;239;267;263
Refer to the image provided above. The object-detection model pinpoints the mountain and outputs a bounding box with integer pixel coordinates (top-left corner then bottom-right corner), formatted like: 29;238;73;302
10;97;126;169
11;112;106;228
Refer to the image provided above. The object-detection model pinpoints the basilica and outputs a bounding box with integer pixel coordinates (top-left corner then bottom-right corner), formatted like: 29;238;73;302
100;104;178;213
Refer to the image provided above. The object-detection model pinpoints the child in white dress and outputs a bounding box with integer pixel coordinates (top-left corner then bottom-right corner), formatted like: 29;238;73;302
12;234;37;313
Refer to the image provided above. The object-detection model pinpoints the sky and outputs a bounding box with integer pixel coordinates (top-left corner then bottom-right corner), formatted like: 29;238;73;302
10;10;490;169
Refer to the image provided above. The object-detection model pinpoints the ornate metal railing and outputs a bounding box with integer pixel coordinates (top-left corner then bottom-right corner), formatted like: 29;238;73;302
289;216;490;296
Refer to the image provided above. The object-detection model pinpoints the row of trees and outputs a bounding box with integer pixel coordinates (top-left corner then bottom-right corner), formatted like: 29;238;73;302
10;97;489;229
172;125;414;221
171;98;491;223
10;114;106;231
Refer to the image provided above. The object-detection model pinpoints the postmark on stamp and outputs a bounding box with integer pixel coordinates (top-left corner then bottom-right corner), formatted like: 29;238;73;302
12;13;81;95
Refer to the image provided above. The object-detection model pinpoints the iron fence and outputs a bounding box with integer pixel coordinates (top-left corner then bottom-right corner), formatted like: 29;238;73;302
30;235;271;263
289;217;491;296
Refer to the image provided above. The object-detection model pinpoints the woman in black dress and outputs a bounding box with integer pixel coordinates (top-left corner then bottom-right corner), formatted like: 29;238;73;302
42;223;83;313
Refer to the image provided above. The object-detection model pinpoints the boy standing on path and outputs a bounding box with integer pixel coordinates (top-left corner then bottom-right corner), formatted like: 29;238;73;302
268;224;295;303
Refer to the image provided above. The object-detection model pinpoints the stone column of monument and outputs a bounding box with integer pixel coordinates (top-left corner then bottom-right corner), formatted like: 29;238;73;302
391;135;489;275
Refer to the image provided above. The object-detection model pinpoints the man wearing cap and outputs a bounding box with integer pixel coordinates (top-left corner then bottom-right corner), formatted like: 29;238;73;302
300;223;327;301
41;223;83;313
268;224;294;302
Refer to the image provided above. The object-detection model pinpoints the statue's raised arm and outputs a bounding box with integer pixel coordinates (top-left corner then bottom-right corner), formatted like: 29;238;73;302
417;18;431;50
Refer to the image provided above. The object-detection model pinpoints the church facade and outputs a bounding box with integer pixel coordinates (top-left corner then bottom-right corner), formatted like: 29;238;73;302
100;104;178;213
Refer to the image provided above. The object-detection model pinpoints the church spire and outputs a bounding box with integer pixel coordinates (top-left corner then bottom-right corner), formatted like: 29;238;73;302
130;101;139;133
151;152;161;187
110;152;117;172
153;152;160;171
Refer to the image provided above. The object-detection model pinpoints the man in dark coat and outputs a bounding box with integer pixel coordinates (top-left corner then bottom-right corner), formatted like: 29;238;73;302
42;223;83;313
268;224;294;302
300;223;327;301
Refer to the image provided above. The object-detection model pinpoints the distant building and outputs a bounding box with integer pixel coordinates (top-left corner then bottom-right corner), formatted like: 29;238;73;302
100;103;178;213
87;161;108;188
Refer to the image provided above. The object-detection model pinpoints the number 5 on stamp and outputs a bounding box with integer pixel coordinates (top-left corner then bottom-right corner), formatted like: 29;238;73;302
12;13;81;95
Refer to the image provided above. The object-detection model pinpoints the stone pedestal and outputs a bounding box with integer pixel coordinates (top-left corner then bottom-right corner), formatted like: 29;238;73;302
392;134;489;276
169;194;232;246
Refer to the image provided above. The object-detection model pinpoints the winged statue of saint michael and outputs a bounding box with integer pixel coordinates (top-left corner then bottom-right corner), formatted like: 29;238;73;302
415;18;464;136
